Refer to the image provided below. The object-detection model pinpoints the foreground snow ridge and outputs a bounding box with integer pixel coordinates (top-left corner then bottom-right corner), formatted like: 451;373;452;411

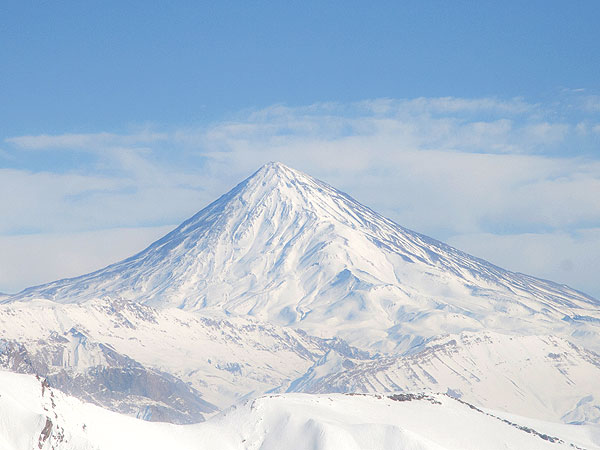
1;371;597;450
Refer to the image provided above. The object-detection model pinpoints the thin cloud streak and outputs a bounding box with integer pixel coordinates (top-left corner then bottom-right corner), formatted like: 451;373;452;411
7;131;168;150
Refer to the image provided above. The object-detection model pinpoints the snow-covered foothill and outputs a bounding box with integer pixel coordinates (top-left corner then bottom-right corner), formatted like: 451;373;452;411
287;330;600;424
0;297;357;410
1;370;597;450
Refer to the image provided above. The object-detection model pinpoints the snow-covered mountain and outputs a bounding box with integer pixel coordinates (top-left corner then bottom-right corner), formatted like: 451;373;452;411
0;297;369;412
7;162;600;354
287;331;600;424
0;330;216;424
2;162;599;439
2;298;597;426
2;370;597;450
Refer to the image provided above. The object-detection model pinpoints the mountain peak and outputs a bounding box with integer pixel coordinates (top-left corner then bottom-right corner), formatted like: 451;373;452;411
234;161;328;212
259;161;291;172
247;161;310;188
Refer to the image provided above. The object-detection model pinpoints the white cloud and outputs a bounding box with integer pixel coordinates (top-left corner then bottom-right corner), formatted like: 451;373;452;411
447;229;600;299
389;96;534;115
194;100;572;162
188;104;599;238
582;95;600;112
0;148;14;160
0;226;174;294
6;130;168;151
0;166;213;234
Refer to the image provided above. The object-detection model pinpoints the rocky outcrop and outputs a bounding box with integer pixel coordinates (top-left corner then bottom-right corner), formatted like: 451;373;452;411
0;331;216;424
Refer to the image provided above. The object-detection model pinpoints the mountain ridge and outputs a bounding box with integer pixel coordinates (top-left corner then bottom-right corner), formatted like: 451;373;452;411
285;330;600;424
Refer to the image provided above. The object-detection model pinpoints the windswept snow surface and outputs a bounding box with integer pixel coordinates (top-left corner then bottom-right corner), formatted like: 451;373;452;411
2;370;597;450
8;162;600;354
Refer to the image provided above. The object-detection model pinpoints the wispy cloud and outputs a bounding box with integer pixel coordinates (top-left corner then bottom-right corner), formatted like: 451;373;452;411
364;96;535;115
447;228;600;297
581;95;600;112
0;148;14;160
0;226;174;294
6;130;168;151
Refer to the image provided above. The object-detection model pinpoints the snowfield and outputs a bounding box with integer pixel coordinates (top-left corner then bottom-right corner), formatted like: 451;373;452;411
1;370;598;450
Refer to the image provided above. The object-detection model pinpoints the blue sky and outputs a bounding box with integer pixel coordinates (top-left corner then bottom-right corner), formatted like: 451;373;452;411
1;1;599;297
2;1;599;134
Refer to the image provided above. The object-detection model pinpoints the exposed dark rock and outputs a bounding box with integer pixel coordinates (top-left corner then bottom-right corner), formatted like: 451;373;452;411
0;335;217;424
38;417;52;449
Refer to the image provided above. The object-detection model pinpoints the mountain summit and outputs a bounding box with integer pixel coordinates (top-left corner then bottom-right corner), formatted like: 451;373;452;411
8;162;599;352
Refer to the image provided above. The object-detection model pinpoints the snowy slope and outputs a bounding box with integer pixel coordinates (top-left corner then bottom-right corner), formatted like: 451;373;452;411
0;331;216;424
0;298;364;410
7;162;599;354
287;330;600;424
1;370;596;450
3;297;598;425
